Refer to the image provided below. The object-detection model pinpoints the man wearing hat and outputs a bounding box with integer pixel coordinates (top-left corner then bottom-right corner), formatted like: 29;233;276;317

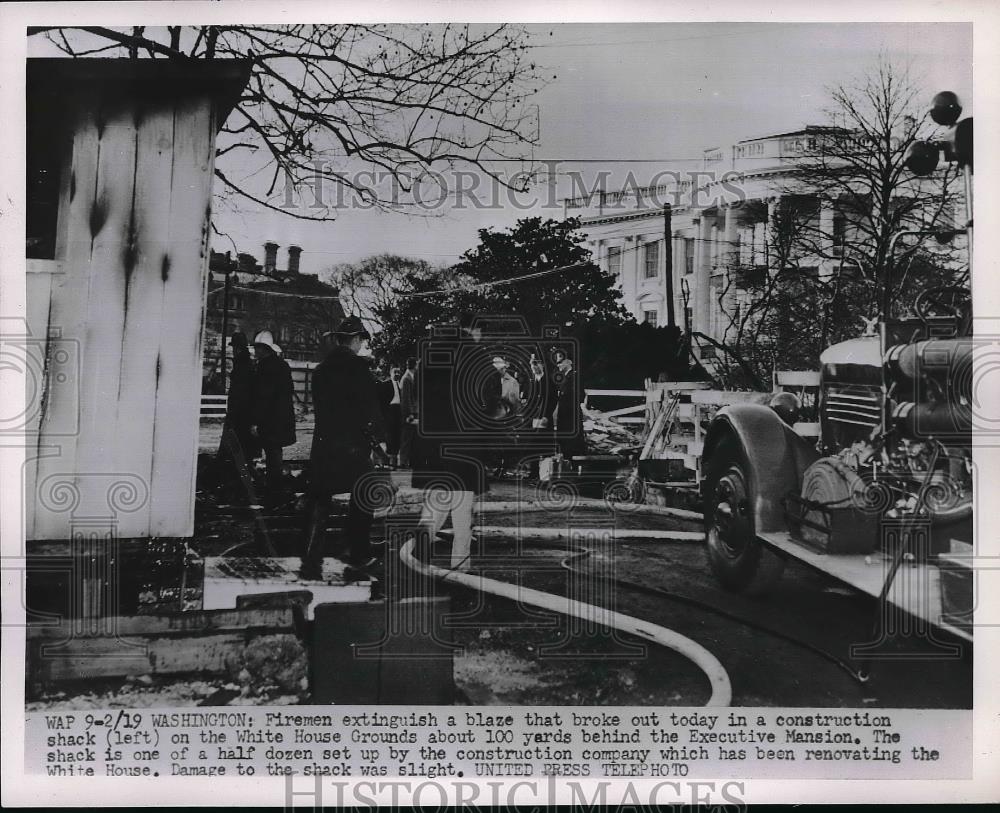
217;331;257;499
251;330;297;508
301;316;387;580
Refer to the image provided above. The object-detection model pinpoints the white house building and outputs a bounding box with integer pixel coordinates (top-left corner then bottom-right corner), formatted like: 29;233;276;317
564;125;960;369
566;127;849;337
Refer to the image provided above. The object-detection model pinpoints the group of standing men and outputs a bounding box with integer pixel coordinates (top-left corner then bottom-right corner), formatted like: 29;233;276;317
220;313;585;580
218;329;296;508
374;358;420;469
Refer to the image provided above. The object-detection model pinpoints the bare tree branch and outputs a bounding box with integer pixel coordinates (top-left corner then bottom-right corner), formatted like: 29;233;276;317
28;24;547;220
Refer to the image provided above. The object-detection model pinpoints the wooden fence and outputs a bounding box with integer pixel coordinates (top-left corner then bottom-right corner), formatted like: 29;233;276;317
638;373;821;485
583;389;647;425
200;359;318;419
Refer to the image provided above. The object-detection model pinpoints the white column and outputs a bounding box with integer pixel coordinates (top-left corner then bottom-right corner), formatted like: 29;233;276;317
766;197;779;274
624;235;639;320
817;198;836;281
672;229;685;329
721;204;740;334
724;204;739;268
695;214;713;334
819;198;835;252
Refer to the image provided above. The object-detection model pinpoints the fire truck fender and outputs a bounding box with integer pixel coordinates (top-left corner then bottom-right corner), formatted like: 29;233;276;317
703;404;821;533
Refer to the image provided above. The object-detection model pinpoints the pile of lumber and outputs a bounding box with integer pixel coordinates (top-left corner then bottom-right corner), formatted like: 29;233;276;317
581;405;642;453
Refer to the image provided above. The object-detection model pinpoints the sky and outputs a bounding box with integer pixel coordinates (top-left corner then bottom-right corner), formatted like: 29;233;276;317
29;22;973;277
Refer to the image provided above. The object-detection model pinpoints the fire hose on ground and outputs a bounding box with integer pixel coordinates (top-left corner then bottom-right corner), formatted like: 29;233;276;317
398;535;734;707
424;522;868;687
398;508;870;704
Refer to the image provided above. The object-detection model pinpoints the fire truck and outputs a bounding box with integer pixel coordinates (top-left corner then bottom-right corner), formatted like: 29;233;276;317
700;93;973;644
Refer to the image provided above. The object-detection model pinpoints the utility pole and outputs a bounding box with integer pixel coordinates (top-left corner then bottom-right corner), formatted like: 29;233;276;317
219;253;234;391
664;204;676;328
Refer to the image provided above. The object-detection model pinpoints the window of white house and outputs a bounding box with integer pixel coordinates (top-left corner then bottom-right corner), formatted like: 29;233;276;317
739;227;752;265
608;245;622;277
684;239;695;274
832;213;847;254
643;309;658;327
644;241;659;278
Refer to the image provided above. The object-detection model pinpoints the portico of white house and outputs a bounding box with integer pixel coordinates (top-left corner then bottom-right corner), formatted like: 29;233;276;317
571;128;849;354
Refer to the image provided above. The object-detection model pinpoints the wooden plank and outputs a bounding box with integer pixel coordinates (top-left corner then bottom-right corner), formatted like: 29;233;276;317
26;260;64;275
30;632;293;682
659;450;699;466
646;381;712;391
32;99;101;540
585;389;646;398
27;607;295;639
73;98;138;525
149;633;264;675
598;403;647;419
200;395;228;417
149;95;217;537
689;390;772;405
31;652;152;683
774;370;821;387
640;405;668;461
114;102;177;538
24;272;54;540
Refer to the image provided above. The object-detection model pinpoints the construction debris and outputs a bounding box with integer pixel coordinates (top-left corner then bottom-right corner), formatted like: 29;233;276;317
581;405;642;453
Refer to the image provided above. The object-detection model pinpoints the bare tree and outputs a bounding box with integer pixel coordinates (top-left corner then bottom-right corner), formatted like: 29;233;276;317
325;254;444;332
30;25;546;220
706;57;965;387
779;56;964;317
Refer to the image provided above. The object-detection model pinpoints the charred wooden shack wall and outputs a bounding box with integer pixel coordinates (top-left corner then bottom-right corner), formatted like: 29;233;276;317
25;59;249;541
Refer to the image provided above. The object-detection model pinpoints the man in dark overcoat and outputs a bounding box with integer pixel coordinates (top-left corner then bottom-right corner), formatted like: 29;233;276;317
301;316;387;579
376;365;403;469
217;331;258;498
412;313;497;571
251;330;296;508
554;351;586;457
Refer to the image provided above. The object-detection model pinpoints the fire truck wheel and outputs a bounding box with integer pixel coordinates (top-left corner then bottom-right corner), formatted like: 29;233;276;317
704;436;785;595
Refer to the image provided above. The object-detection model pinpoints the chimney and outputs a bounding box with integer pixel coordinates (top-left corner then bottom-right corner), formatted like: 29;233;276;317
263;241;278;275
237;252;257;274
287;245;302;275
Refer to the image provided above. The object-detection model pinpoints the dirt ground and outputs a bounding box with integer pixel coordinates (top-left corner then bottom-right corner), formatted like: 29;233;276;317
31;425;970;710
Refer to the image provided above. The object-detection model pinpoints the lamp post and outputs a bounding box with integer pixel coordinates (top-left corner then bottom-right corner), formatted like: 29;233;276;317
903;90;973;273
219;254;234;391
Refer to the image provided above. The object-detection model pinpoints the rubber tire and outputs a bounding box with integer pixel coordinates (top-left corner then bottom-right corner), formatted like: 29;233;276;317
703;434;785;595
